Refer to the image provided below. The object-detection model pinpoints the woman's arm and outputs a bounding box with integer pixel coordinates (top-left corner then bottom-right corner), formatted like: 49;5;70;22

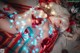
0;19;18;34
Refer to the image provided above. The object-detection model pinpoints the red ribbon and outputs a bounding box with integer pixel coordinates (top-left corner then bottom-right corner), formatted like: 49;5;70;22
40;29;58;53
39;0;57;4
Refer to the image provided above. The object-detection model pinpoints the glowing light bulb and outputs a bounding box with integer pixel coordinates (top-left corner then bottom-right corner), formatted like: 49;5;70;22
14;12;17;14
19;26;25;33
36;20;39;23
27;18;31;22
10;14;13;18
24;13;27;17
16;21;20;25
21;20;26;26
30;8;34;12
49;3;53;7
47;6;50;9
45;5;48;8
18;40;21;43
35;48;39;52
18;16;22;19
18;44;22;46
49;25;53;35
32;50;35;53
10;20;14;23
51;10;57;15
34;39;37;46
23;47;27;50
43;14;47;18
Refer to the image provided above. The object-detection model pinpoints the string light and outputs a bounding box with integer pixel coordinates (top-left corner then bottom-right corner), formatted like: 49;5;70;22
34;39;37;46
38;28;43;38
49;3;53;7
27;18;32;22
16;21;20;25
48;25;53;35
21;20;26;26
43;14;47;18
13;12;17;14
18;16;22;19
32;50;35;53
10;19;14;23
35;48;39;52
9;14;14;18
51;10;57;15
19;26;25;33
2;2;70;53
23;47;27;50
45;5;48;8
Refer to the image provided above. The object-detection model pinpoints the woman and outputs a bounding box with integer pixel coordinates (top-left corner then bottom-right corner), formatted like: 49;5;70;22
0;0;70;53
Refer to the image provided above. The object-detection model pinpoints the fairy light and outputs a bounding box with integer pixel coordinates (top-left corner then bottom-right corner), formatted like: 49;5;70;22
31;39;37;46
32;50;35;53
43;14;47;18
23;47;27;50
16;21;20;25
24;14;27;17
14;12;17;14
27;18;32;22
39;11;43;17
26;48;29;53
21;20;26;26
2;1;70;53
5;2;64;52
18;16;22;19
35;48;39;52
17;40;22;46
30;8;34;11
48;25;53;35
51;10;57;15
21;20;25;23
49;3;53;7
34;11;37;14
47;6;50;9
38;15;42;18
34;39;37;46
10;19;14;23
18;44;22;46
43;18;47;22
36;20;39;23
38;28;43;38
9;14;14;18
45;5;48;8
37;36;40;39
18;40;21;43
31;41;34;45
19;26;25;33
